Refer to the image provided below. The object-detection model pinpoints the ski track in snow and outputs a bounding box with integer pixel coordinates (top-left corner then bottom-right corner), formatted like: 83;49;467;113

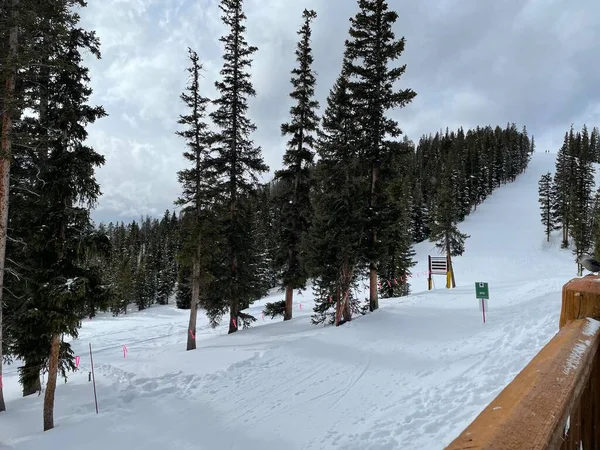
0;152;595;449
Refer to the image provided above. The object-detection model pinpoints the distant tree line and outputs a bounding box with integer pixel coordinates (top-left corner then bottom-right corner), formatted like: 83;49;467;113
538;125;600;273
92;123;535;325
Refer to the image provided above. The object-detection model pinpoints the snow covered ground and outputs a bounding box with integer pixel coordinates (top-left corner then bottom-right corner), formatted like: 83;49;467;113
0;152;588;449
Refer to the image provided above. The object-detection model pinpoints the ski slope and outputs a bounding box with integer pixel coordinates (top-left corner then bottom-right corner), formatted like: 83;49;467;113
0;152;587;449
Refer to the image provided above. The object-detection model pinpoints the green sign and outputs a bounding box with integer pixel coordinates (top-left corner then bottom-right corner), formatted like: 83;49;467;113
475;282;489;299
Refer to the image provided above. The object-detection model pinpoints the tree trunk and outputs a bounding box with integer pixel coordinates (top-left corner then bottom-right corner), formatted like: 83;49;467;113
228;300;238;334
334;284;342;326
446;242;456;288
186;258;200;351
283;283;293;321
43;334;60;431
227;187;240;333
369;263;378;311
0;0;20;413
369;161;381;312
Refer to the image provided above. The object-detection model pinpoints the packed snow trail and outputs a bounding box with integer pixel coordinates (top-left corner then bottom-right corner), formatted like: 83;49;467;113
0;152;588;449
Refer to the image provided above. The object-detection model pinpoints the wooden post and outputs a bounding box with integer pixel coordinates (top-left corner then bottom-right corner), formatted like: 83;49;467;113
560;276;600;329
428;255;432;290
89;343;98;414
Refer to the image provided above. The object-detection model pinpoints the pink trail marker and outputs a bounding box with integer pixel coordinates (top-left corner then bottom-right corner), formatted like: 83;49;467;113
0;375;3;388
189;329;195;340
75;356;80;368
262;312;265;321
232;318;237;328
122;345;127;358
299;303;302;310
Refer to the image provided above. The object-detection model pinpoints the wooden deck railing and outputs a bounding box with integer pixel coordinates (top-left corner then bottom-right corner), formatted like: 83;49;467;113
445;276;600;450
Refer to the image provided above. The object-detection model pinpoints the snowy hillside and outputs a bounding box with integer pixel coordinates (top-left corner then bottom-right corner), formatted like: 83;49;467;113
0;152;587;449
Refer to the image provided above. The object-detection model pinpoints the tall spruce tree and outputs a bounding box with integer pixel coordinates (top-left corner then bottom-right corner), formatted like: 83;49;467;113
344;0;416;311
538;172;559;241
308;67;367;326
378;139;416;298
570;125;595;274
8;6;108;430
592;188;600;260
554;132;573;247
273;9;319;321
175;48;213;350
591;126;600;163
428;162;470;286
209;0;268;334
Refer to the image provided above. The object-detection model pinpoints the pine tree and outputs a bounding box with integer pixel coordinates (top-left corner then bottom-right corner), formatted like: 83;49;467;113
273;9;319;321
308;67;367;326
592;188;600;260
156;210;177;305
570;125;595;274
591;127;600;163
209;0;269;334
428;164;470;285
538;172;559;241
554;132;573;247
344;0;416;311
175;47;214;349
378;146;416;298
10;7;108;430
175;264;192;309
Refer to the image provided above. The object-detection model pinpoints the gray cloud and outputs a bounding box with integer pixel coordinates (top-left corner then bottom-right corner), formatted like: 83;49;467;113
79;0;600;224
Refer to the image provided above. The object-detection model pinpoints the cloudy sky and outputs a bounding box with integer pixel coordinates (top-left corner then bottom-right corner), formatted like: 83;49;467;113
79;0;600;224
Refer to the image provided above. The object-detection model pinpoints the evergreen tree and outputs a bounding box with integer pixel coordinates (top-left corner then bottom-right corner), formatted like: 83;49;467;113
8;7;108;430
308;68;367;326
591;127;600;162
344;0;416;311
538;172;559;241
428;164;470;286
156;210;178;305
175;264;192;309
208;0;269;334
570;125;595;274
378;145;416;298
272;9;319;321
175;48;213;349
553;132;573;247
592;188;600;261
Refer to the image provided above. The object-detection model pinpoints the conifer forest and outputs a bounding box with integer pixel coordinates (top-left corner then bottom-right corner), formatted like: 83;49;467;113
1;0;553;432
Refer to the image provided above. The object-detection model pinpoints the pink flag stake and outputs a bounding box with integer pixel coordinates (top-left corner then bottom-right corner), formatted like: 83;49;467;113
122;345;127;358
299;303;302;310
75;356;80;368
262;312;265;321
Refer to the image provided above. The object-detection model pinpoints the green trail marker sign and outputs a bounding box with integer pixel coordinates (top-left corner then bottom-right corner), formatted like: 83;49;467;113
475;282;489;299
475;282;489;323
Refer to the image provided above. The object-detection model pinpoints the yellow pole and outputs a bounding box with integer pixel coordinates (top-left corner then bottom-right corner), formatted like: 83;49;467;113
446;270;452;289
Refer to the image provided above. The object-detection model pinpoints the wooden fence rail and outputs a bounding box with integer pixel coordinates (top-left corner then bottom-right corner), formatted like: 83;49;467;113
445;276;600;450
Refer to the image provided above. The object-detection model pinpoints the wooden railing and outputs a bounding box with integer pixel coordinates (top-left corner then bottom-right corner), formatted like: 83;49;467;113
445;276;600;450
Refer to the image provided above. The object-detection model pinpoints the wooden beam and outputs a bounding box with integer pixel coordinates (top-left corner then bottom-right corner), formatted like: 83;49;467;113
560;276;600;329
444;318;600;450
